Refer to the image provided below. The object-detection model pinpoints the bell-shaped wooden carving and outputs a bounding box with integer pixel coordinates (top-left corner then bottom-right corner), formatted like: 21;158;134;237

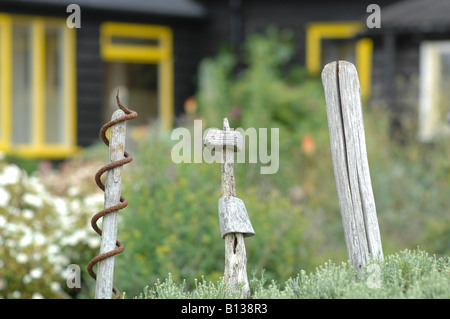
218;196;255;239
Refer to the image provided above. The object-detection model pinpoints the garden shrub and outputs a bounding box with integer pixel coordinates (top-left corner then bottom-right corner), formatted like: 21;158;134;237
0;152;103;298
134;249;449;299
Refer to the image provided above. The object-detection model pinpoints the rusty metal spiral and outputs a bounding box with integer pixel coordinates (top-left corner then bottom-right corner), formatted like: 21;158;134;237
87;93;137;299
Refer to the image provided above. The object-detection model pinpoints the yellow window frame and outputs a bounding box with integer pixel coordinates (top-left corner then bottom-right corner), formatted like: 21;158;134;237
0;13;78;159
306;21;373;100
100;22;173;129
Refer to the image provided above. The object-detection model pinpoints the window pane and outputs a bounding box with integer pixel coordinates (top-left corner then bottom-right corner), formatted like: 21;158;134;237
45;25;64;144
321;39;356;69
12;23;32;145
111;36;159;46
103;62;158;126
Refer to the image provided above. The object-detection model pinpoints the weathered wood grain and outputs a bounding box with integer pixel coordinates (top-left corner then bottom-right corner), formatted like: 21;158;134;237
204;128;243;152
219;118;250;298
321;61;383;272
95;109;126;299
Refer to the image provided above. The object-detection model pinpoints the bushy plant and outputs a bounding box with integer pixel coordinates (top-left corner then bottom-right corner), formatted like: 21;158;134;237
134;249;449;299
363;108;450;257
0;152;103;298
136;274;241;299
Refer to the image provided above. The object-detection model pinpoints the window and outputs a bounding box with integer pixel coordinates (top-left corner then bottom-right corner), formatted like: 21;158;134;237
418;41;450;141
0;14;77;158
100;22;173;129
321;38;356;67
306;22;373;100
103;62;158;126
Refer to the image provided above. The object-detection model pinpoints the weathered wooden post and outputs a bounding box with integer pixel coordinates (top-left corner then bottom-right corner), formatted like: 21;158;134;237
94;109;126;299
87;95;137;299
204;118;255;298
321;61;383;271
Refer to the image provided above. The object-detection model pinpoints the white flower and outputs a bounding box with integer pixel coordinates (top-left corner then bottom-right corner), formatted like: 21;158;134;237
0;164;21;185
88;236;100;249
23;274;32;284
83;193;104;208
67;186;80;197
34;233;46;246
53;197;68;216
48;244;60;254
0;187;11;207
12;290;21;299
30;267;43;279
47;254;69;270
0;215;6;227
19;227;33;247
22;209;34;220
16;252;29;264
27;176;45;194
68;198;81;212
31;292;44;299
23;193;43;208
50;282;61;292
5;223;17;233
62;229;87;246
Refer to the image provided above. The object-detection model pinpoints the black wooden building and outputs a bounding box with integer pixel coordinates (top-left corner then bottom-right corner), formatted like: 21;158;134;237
2;0;446;159
0;0;209;158
364;0;450;142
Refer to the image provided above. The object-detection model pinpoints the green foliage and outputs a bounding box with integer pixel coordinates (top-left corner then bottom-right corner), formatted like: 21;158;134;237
134;249;449;299
363;108;450;256
115;126;314;297
196;27;330;190
258;249;450;299
135;274;241;299
197;27;325;132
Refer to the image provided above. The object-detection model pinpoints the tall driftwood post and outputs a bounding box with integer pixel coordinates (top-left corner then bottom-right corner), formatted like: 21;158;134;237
321;61;383;271
87;94;137;299
204;118;255;298
95;109;127;299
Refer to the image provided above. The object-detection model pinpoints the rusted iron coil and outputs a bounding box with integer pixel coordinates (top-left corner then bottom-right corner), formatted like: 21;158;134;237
87;93;137;299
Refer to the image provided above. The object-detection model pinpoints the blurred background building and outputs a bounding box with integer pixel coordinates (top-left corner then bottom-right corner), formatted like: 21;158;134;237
0;0;448;159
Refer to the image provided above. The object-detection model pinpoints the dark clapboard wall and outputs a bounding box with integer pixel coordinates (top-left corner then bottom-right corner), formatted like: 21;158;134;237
75;17;103;147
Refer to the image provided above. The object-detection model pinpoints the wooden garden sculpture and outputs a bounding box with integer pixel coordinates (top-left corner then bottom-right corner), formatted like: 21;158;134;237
204;118;255;298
